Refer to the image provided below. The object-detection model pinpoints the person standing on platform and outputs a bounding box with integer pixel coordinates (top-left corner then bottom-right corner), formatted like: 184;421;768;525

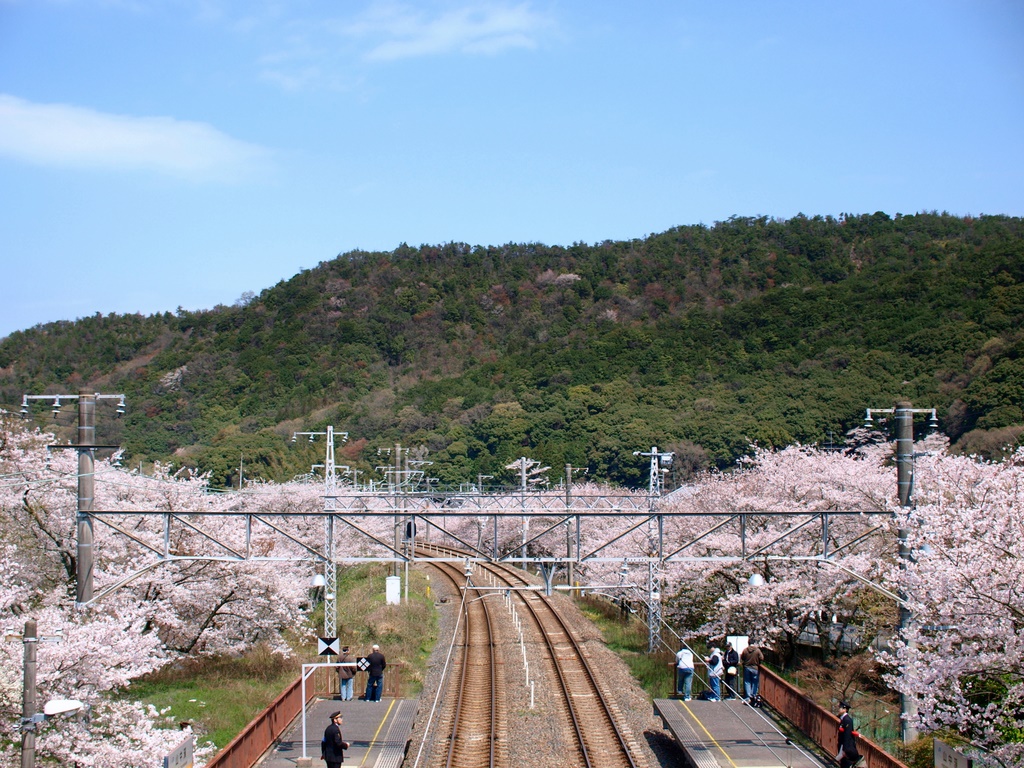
723;642;740;699
675;645;695;700
364;644;386;702
837;701;862;768
321;711;349;768
705;647;723;701
337;646;355;701
740;640;764;702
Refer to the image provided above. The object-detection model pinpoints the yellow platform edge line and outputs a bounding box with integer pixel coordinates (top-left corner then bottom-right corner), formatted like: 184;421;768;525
680;700;741;768
357;699;397;768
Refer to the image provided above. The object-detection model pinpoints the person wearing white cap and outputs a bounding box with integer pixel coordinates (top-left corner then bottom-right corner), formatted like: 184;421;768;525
705;647;723;701
364;644;387;702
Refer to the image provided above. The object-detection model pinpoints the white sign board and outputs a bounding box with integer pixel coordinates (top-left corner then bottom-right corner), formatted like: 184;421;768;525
163;734;193;768
727;635;749;656
386;575;401;604
935;739;973;768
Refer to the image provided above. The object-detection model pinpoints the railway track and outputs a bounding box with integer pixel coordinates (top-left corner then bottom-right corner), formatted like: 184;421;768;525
418;550;508;768
418;544;643;768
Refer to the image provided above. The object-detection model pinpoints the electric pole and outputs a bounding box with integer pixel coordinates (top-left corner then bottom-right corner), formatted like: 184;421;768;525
865;402;938;745
21;392;125;609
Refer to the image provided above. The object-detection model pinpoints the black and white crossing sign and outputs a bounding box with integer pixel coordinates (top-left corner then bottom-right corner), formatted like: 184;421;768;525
356;656;370;672
318;637;340;656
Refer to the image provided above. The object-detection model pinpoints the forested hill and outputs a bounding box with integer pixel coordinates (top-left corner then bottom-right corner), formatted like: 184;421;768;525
2;211;1023;488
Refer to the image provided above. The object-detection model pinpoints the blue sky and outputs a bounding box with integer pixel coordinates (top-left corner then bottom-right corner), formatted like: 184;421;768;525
1;1;1022;339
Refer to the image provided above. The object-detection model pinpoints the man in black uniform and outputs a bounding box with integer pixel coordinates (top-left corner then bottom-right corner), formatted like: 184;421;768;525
837;701;862;768
321;711;349;768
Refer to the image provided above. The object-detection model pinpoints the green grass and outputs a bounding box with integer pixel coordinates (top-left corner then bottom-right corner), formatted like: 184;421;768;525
576;594;675;700
124;646;301;748
128;562;440;751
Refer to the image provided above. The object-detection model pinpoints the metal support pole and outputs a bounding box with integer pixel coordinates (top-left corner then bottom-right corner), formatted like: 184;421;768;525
895;403;919;744
324;517;336;639
324;426;338;639
540;563;554;596
574;514;581;585
633;447;671;652
21;618;37;768
647;562;661;653
393;443;402;578
520;459;528;562
77;391;95;608
293;426;346;639
565;464;574;587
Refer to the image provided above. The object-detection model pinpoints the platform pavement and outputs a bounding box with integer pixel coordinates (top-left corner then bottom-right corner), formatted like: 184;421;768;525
254;695;417;768
655;697;829;768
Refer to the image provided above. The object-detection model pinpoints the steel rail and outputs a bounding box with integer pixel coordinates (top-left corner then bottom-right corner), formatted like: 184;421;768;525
429;544;638;768
419;548;501;768
497;564;638;768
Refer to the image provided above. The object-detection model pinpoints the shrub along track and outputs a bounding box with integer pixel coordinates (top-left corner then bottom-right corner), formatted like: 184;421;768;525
417;543;645;768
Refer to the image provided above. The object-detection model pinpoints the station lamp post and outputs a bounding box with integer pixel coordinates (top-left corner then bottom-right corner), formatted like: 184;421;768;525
5;619;84;768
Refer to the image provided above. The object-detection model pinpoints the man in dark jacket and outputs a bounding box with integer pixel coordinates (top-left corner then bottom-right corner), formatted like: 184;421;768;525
837;701;862;768
321;711;349;768
337;646;355;701
740;641;764;702
723;643;740;699
364;644;386;702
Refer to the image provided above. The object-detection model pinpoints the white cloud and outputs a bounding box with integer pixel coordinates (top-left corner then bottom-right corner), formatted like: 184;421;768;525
0;94;269;182
348;1;552;62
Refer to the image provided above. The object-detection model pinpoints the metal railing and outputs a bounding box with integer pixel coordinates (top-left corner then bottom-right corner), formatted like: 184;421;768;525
204;664;406;768
760;667;908;768
203;671;319;768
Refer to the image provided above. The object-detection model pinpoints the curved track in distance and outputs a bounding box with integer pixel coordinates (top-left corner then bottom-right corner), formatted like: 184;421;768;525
417;549;508;768
419;544;642;768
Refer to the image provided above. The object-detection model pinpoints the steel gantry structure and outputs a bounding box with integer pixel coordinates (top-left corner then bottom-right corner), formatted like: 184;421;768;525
67;437;896;654
15;383;932;659
20;395;902;654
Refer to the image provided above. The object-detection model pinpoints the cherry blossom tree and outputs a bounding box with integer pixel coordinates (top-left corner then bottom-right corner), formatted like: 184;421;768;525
4;411;1022;764
642;437;1022;765
0;421;313;766
885;447;1024;766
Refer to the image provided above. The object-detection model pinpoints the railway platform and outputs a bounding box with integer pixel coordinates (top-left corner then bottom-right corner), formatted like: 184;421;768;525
654;697;828;768
254;696;417;768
